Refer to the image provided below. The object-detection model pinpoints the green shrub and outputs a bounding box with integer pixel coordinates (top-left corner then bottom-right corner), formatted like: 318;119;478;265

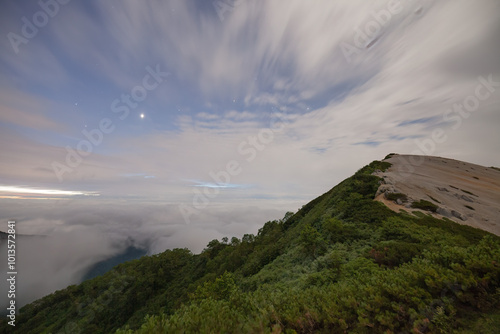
384;153;397;160
411;199;439;212
427;195;441;203
367;241;423;268
386;192;408;202
300;225;326;257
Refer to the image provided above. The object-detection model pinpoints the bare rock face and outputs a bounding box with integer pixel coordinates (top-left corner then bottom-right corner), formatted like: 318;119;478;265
451;210;467;221
436;207;452;218
373;154;500;236
461;195;474;203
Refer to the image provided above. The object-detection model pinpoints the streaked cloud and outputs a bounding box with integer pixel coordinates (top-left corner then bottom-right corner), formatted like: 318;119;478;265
187;179;249;189
0;185;99;199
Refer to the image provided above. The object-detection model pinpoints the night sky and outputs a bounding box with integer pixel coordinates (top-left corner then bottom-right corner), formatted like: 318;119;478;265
0;0;499;307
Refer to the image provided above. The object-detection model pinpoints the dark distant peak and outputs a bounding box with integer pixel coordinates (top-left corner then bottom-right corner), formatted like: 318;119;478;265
0;230;43;239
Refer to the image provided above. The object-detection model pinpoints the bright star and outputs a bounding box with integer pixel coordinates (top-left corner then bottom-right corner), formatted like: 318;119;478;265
140;113;145;119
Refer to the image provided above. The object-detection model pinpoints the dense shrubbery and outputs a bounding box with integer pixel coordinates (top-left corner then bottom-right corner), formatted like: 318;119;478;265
117;231;500;334
3;160;499;333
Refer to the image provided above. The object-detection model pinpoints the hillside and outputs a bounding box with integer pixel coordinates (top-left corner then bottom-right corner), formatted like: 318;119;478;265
374;154;500;235
2;155;500;333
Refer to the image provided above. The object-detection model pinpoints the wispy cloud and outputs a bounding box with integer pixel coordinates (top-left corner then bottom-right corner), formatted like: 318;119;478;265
0;89;69;132
0;185;99;199
398;116;440;127
187;179;250;189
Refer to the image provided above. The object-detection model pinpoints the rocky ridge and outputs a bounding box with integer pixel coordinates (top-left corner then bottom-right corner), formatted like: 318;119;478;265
374;154;500;236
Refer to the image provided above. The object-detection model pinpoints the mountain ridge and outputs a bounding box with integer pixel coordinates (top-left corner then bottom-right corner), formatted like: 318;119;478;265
2;154;499;333
374;154;500;235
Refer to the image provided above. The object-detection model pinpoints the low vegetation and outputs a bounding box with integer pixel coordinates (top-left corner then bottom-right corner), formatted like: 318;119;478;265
410;199;439;213
385;192;408;202
427;195;441;203
3;160;499;334
384;153;397;160
461;189;478;197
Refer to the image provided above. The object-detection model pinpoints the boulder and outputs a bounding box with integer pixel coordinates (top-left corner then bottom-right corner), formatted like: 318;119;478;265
461;195;474;203
436;207;452;218
451;210;468;221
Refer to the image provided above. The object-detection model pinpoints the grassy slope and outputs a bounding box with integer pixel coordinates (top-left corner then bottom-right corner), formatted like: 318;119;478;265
2;160;499;333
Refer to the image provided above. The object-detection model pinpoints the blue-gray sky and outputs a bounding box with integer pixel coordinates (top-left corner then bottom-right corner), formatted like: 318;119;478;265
0;0;500;306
